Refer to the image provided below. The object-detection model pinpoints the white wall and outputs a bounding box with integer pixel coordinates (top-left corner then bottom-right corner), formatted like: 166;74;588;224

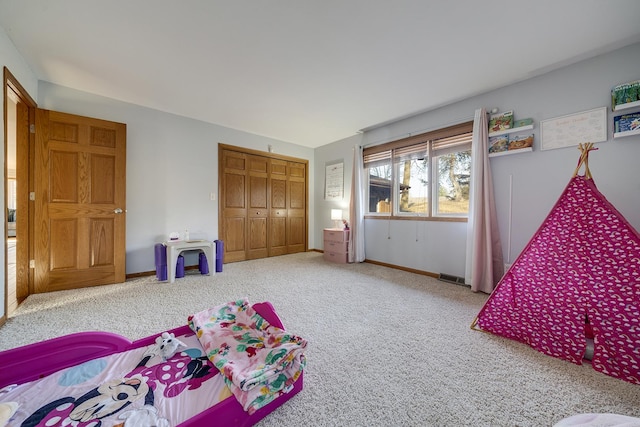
314;134;469;276
313;134;360;230
0;24;38;319
4;19;640;298
315;42;640;278
38;82;315;274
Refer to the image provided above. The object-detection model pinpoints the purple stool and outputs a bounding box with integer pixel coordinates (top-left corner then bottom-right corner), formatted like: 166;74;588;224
199;252;209;274
154;243;167;281
215;240;224;272
176;255;185;278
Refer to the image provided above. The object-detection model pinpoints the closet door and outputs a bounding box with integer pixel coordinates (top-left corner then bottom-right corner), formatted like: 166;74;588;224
247;155;269;260
269;159;287;256
287;161;307;254
219;144;308;263
221;150;247;262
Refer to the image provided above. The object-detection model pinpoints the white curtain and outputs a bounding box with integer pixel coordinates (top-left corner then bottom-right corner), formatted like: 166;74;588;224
348;145;366;263
465;108;504;293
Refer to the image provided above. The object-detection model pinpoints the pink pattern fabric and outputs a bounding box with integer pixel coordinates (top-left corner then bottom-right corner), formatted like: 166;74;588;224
475;175;640;385
188;299;307;414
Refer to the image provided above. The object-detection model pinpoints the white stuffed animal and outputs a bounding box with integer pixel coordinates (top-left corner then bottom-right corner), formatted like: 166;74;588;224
118;404;170;427
0;402;19;427
155;332;186;360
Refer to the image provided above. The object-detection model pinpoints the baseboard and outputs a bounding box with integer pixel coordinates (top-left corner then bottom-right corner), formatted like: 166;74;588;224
126;251;325;280
127;251;443;282
126;265;201;280
362;259;439;278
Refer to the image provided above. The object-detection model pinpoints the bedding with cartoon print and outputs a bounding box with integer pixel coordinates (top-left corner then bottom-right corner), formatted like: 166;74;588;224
0;332;230;427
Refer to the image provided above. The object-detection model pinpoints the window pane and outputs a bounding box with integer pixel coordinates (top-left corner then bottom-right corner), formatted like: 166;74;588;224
435;149;471;215
367;163;392;213
396;157;428;214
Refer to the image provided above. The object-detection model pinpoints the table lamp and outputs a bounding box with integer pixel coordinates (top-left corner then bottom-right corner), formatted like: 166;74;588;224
331;209;342;229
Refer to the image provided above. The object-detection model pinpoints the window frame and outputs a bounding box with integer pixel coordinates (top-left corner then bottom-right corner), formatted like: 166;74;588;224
363;121;473;222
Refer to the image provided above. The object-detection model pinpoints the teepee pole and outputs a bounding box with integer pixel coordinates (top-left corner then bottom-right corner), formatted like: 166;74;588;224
470;316;478;330
572;143;598;179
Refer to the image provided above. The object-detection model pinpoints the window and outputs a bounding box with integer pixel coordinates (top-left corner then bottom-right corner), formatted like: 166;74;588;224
432;133;472;216
364;121;473;219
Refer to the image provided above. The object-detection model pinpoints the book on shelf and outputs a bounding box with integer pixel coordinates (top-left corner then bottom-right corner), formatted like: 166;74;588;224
512;118;533;128
488;110;513;133
489;135;509;154
508;134;534;151
614;113;640;133
612;80;640;109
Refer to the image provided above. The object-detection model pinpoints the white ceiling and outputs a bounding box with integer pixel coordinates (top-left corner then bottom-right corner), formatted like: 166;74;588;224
2;1;640;148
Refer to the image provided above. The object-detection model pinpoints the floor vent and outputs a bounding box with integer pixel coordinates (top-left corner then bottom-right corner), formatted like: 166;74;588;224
438;273;467;286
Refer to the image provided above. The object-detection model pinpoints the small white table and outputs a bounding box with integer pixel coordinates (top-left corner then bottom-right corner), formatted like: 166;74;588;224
165;240;215;283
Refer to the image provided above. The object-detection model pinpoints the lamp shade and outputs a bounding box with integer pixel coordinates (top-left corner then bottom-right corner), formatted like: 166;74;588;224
331;209;342;221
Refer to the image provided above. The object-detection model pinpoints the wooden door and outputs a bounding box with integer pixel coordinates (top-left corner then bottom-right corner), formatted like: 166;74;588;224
34;109;126;293
247;155;269;260
220;150;247;262
219;144;307;263
269;159;287;256
287;161;307;254
14;96;30;301
3;68;36;323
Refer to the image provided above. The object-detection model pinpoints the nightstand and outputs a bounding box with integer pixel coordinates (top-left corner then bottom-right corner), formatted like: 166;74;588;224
323;228;350;263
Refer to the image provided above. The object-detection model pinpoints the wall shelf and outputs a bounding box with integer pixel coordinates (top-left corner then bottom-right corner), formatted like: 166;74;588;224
613;128;640;139
488;124;534;137
489;147;533;158
612;99;640;112
612;105;640;138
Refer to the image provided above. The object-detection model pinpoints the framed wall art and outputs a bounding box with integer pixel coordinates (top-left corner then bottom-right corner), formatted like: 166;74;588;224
540;107;607;151
325;161;344;200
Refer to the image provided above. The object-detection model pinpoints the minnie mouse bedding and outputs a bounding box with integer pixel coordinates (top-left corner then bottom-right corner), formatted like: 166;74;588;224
0;301;306;427
1;332;227;426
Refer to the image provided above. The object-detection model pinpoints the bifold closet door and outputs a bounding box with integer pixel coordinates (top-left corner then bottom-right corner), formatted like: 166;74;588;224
269;159;287;256
247;155;269;260
219;145;308;263
287;161;306;254
220;149;248;262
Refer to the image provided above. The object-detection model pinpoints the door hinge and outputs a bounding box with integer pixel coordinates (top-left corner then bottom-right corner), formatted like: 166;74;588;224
30;123;35;134
29;192;35;201
29;260;35;268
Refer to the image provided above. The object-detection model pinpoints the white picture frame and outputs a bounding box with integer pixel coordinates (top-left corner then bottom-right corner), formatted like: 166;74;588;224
540;107;607;151
324;161;344;200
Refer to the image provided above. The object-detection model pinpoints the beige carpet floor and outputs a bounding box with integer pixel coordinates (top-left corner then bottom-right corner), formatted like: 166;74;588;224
1;252;639;426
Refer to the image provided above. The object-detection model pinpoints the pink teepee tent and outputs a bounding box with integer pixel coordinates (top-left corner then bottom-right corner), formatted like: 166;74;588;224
472;143;640;385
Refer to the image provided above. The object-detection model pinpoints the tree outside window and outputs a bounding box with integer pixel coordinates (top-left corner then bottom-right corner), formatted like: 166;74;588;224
364;122;473;219
435;150;471;215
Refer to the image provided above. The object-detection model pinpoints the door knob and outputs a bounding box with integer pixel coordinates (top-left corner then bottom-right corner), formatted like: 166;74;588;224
114;208;123;214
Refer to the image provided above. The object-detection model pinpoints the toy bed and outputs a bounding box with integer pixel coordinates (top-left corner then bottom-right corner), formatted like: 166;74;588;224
0;300;306;427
